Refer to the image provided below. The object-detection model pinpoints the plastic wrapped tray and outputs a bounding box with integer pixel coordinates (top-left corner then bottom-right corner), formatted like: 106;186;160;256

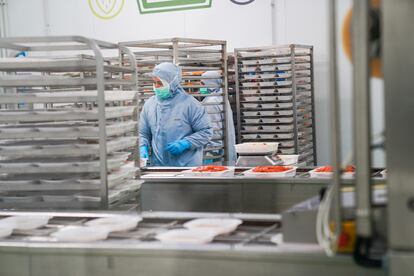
243;166;297;178
181;167;235;177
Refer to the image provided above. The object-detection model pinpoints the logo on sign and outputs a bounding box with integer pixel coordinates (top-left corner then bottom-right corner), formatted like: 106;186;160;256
137;0;212;14
88;0;125;19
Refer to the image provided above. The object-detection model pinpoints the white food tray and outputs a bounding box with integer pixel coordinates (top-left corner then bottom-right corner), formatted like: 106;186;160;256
242;103;259;108
244;119;261;124
0;215;51;231
261;104;277;109
243;126;260;131
85;216;142;232
243;111;259;117
243;166;297;178
277;155;300;165
181;167;235;177
184;218;242;235
242;134;258;140
235;142;279;155
51;226;109;242
244;96;260;102
156;229;216;245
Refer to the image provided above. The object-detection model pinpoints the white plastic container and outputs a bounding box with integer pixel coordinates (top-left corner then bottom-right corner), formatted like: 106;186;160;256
309;168;333;179
260;111;276;116
242;90;258;95
261;96;277;101
183;218;242;235
262;126;277;131
85;216;142;232
261;118;277;124
243;111;259;117
1;215;51;231
277;88;292;94
235;142;279;155
244;118;261;124
0;196;40;204
244;96;260;102
244;166;297;178
243;126;260;131
276;110;294;116
182;167;235;178
259;82;275;87
242;103;259;109
0;222;14;238
259;89;276;94
276;103;293;109
259;134;275;139
51;226;109;242
42;195;74;202
277;155;300;166
261;103;277;109
156;229;216;245
260;65;277;71
242;82;259;88
242;134;258;140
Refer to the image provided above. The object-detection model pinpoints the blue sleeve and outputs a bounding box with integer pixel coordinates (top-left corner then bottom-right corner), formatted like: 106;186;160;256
139;103;152;148
184;100;213;149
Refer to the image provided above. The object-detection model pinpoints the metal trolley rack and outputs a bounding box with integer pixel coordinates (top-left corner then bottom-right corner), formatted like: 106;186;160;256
0;36;141;210
234;45;317;165
120;38;229;165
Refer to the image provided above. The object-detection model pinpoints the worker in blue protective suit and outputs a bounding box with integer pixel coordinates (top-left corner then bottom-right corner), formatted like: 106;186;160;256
139;62;213;167
200;71;237;165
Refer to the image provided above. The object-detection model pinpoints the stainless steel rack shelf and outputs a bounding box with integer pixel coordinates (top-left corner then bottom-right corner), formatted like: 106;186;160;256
0;36;140;210
235;45;317;165
121;38;230;165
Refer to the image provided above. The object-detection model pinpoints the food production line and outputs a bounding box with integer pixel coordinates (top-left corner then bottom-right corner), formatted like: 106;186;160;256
0;0;412;274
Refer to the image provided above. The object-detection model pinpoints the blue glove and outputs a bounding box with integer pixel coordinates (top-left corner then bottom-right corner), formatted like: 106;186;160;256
166;139;192;156
140;145;149;159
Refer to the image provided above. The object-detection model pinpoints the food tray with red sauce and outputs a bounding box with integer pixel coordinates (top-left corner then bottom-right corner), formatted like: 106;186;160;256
181;166;235;177
243;166;297;178
309;165;356;178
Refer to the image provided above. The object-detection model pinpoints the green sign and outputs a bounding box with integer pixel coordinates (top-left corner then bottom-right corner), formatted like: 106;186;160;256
137;0;212;14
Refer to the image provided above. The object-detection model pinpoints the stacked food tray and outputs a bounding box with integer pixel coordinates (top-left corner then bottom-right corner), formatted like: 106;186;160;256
120;38;229;165
0;36;140;209
234;45;317;165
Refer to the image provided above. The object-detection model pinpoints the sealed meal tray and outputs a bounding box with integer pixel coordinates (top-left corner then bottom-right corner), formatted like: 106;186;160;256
309;165;355;179
181;166;235;177
243;166;297;178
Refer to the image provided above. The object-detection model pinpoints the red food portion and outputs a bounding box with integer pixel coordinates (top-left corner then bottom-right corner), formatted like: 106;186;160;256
344;165;356;173
314;165;355;173
252;166;293;173
192;166;228;172
315;166;334;173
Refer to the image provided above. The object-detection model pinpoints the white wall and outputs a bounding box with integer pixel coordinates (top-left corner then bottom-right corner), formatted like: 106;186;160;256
6;0;385;166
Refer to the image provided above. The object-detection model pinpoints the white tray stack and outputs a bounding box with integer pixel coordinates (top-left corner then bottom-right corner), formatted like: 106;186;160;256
120;38;230;165
0;36;140;209
234;45;316;165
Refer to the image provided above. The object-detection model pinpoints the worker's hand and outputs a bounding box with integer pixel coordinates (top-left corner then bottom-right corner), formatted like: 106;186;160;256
166;140;192;156
140;145;149;159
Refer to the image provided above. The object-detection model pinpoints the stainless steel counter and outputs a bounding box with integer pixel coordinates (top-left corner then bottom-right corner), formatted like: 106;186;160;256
139;167;386;214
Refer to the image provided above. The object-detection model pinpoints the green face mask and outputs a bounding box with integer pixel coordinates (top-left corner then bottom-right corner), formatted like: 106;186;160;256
153;82;172;100
200;88;210;94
